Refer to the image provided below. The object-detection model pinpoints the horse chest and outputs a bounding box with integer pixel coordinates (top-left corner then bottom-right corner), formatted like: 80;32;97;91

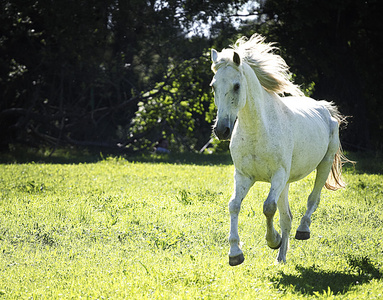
230;135;284;182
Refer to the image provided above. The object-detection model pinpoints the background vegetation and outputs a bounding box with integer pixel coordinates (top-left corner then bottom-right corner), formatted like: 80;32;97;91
0;154;382;298
1;0;383;153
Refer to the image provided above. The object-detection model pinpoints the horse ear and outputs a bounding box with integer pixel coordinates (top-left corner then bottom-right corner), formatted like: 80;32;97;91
233;51;241;66
211;49;218;63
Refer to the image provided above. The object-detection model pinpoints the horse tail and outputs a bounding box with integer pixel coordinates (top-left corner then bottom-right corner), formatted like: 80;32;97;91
325;147;347;191
324;102;354;191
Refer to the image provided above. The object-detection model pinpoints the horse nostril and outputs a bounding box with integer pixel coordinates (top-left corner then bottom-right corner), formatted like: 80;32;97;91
223;127;231;139
214;126;231;140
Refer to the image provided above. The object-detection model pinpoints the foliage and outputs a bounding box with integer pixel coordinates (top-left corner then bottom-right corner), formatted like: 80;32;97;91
256;0;383;150
130;55;215;152
1;0;382;152
0;0;245;152
0;154;382;298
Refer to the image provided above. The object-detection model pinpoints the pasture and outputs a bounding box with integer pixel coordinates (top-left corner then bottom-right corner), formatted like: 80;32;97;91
0;153;382;299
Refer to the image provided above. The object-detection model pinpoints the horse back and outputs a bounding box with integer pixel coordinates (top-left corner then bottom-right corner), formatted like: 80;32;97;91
230;96;337;183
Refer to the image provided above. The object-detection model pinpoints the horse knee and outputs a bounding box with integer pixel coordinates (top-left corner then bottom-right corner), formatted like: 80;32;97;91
263;201;277;218
229;198;242;214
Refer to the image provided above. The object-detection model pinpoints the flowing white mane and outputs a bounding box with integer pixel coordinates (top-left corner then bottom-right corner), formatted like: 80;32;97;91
212;34;304;97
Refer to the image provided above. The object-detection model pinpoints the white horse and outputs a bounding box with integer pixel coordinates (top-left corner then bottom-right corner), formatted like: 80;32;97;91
210;34;349;266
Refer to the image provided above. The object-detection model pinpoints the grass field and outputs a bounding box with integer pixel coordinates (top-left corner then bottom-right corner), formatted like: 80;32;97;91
0;151;382;299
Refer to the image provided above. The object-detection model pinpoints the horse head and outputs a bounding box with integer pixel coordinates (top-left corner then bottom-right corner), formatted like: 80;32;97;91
210;49;247;140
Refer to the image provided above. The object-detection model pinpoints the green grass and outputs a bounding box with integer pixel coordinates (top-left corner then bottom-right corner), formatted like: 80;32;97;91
0;153;382;299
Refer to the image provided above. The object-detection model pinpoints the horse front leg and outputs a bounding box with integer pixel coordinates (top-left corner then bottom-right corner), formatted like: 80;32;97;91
228;170;253;266
276;183;292;263
263;170;288;254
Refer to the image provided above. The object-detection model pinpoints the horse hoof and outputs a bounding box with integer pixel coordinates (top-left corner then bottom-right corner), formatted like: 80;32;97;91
229;254;245;266
295;231;310;240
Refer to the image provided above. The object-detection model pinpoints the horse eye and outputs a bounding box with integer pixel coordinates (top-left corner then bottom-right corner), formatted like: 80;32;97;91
234;83;240;91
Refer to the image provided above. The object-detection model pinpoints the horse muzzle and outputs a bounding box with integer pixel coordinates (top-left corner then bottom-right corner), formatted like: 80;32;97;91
213;120;233;140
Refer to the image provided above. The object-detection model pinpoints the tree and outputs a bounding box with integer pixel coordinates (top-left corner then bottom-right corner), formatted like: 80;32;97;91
0;0;249;152
257;0;383;150
2;0;382;153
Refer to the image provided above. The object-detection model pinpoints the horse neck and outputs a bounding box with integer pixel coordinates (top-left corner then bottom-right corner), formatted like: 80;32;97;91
237;64;277;132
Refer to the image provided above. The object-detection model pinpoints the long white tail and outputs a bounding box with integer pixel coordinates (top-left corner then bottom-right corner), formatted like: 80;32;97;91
324;103;354;191
325;148;347;191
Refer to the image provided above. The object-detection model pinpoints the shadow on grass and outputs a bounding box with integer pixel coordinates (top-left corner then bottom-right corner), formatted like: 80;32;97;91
0;146;233;166
125;152;233;166
2;145;382;172
272;255;382;296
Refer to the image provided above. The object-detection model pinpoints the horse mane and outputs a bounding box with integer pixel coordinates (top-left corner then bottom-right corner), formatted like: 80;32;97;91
212;34;304;97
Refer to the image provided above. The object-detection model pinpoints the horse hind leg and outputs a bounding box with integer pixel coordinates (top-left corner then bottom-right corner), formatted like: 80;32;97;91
295;145;338;240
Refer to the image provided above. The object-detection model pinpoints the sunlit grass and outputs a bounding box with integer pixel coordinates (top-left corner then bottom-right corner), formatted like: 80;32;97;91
0;155;382;298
